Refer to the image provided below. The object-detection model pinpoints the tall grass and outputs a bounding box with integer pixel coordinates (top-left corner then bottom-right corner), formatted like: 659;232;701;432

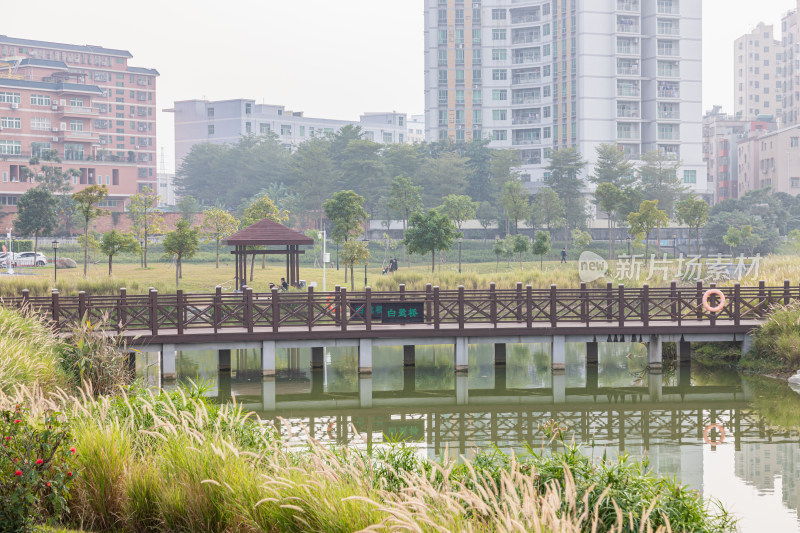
0;307;67;392
0;275;172;297
750;301;800;373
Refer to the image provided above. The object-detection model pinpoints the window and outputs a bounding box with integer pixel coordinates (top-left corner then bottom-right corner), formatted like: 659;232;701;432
260;123;270;134
281;125;292;135
0;117;21;129
472;90;482;104
792;177;800;188
455;29;465;44
456;69;465;83
439;110;448;126
439;90;448;105
438;49;448;66
492;89;508;101
208;108;215;118
683;170;696;184
472;29;481;44
383;132;393;143
491;8;506;20
792;137;799;148
69;98;83;107
492;49;507;61
0;140;21;155
492;109;507;120
208;125;215;135
492;130;507;141
455;110;465;124
455;90;465;104
30;94;51;106
492;69;507;80
473;109;482;124
245;122;252;134
0;92;20;104
492;29;507;41
439;70;448;84
31;142;50;157
245;103;252;114
69;120;83;132
63;143;84;161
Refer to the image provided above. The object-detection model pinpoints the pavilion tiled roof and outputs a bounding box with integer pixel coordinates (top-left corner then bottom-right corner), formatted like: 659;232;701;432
224;218;314;246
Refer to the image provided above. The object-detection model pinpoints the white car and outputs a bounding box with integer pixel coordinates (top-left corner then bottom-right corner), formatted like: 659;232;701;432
15;252;48;267
0;252;17;268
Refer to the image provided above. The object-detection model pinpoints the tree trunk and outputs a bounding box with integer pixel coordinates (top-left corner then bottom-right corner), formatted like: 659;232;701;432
262;253;266;269
608;219;613;259
431;251;435;273
250;254;255;282
33;233;38;262
175;256;180;287
215;238;220;268
540;255;543;270
143;225;148;268
644;232;650;265
108;255;112;277
83;221;89;277
350;264;355;290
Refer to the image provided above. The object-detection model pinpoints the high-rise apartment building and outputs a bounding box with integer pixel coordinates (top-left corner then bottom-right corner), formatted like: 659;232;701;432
0;36;159;211
734;23;782;121
169;99;408;170
424;0;707;198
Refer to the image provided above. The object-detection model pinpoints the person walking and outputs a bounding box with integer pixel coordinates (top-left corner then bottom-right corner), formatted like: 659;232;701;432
560;247;568;264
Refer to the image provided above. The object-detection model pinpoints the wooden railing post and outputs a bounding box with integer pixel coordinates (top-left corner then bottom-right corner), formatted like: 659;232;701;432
709;283;717;327
642;284;649;327
425;283;432;324
78;291;87;324
334;285;341;328
119;288;127;329
340;287;348;332
758;280;766;317
365;287;372;331
307;285;314;331
550;285;557;327
51;289;60;329
20;289;29;310
734;283;741;326
526;284;533;328
148;289;158;336
214;286;222;333
580;282;588;326
458;285;465;329
618;284;625;327
606;282;613;321
696;281;704;321
516;282;523;321
176;289;184;335
784;279;791;305
490;283;497;328
271;287;280;333
399;284;406;302
670;281;677;321
245;287;254;333
433;286;441;330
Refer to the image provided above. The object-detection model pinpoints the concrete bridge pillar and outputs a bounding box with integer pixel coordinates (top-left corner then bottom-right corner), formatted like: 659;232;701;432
551;336;566;372
311;369;324;396
218;349;231;372
403;368;416;394
494;366;507;392
679;340;692;363
359;376;373;408
261;378;276;411
586;363;599;394
494;343;507;366
678;363;691;390
648;371;663;401
456;374;469;405
311;347;325;370
552;372;566;404
647;335;663;369
218;372;231;403
261;341;276;378
403;345;415;367
455;337;469;374
161;344;176;381
741;334;755;357
586;342;599;365
359;339;373;375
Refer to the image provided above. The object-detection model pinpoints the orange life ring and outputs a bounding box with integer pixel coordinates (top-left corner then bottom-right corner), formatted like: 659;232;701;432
702;289;726;314
703;423;726;445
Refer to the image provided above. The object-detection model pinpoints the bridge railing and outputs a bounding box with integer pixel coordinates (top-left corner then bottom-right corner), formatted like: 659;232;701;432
3;280;797;336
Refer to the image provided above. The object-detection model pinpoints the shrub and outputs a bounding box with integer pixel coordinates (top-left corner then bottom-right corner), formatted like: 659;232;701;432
0;405;75;533
57;318;132;396
751;302;800;372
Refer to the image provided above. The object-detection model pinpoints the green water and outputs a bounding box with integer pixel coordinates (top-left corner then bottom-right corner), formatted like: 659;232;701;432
138;342;800;532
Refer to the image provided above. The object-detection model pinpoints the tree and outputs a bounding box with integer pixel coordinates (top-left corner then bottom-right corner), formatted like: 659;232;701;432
531;187;566;235
788;229;800;255
545;147;587;230
531;231;551;270
638;150;685;217
723;226;742;256
241;193;290;276
290;138;336;229
99;230;139;276
162;219;199;287
477;202;497;243
200;207;239;268
627;200;669;263
509;234;530;266
324;191;368;283
341;240;370;290
128;186;165;269
176;195;199;224
501;180;530;234
740;225;761;256
337;139;387;217
675;196;710;256
14;187;57;259
594;183;626;259
571;229;592;251
439;194;478;231
387;175;423;231
488;149;522;206
419;152;470;206
72;185;108;277
590;143;636;187
403;209;458;272
492;238;506;272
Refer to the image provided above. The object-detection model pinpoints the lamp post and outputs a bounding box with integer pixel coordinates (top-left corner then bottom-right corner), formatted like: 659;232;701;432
319;230;328;292
626;236;631;257
672;234;678;258
364;239;369;288
52;240;60;283
458;237;463;274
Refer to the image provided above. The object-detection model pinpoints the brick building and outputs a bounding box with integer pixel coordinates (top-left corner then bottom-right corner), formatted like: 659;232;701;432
0;35;158;212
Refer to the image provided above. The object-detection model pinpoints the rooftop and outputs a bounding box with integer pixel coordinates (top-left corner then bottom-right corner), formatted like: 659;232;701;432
224;218;314;246
0;35;133;58
0;77;104;94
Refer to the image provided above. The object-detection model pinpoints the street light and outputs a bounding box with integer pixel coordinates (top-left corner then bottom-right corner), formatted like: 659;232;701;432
626;236;631;256
458;237;463;274
52;240;60;283
318;230;328;292
672;234;678;258
364;239;369;288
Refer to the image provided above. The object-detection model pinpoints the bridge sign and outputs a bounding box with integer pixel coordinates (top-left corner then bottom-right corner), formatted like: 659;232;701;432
381;302;425;324
349;302;383;321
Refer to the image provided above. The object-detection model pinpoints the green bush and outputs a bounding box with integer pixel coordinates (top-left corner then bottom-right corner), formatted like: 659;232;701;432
0;406;76;533
751;302;800;372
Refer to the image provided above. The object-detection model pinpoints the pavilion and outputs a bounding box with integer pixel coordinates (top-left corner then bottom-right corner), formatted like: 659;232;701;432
224;218;314;291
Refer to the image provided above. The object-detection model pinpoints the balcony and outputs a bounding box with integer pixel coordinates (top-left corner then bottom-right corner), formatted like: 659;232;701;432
512;55;540;65
617;108;640;118
60;106;99;117
617;45;640;56
658;111;680;119
617;23;640;34
617;0;640;11
512;97;540;105
657;25;680;36
512;34;540;45
511;15;540;25
62;130;100;142
657;1;680;15
513;74;541;85
617;66;641;76
617;88;641;98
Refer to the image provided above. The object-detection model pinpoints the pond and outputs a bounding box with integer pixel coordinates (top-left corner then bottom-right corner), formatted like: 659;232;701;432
136;342;800;532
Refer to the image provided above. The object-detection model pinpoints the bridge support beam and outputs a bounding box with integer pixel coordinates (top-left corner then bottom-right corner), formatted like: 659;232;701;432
359;376;373;408
494;343;507;366
647;335;663;369
218;349;231;372
741;334;754;357
551;336;566;372
552;372;566;404
456;374;469;405
403;345;415;367
261;341;276;378
455;337;469;374
679;340;692;363
261;378;276;411
161;344;176;381
586;341;599;365
359;339;373;375
311;347;324;370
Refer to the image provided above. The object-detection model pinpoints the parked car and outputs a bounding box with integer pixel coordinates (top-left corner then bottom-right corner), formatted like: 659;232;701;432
0;252;17;268
15;252;48;267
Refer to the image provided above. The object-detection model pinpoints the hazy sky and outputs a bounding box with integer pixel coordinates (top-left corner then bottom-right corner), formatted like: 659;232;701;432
4;0;799;172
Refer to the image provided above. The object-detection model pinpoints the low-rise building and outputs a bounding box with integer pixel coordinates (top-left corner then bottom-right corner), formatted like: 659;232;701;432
751;123;800;195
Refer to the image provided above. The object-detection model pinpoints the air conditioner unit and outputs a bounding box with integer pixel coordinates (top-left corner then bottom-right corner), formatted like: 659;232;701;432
135;145;140;149
10;103;18;109
59;99;66;106
51;105;58;110
51;137;59;142
99;140;106;145
51;128;59;133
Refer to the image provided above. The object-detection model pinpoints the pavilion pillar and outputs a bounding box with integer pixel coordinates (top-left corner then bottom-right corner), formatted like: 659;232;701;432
295;245;300;286
286;246;290;285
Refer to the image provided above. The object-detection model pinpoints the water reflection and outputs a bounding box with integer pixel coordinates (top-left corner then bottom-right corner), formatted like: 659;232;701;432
143;342;800;532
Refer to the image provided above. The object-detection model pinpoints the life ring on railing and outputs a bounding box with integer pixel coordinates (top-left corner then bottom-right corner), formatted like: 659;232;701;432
702;289;726;314
703;423;726;445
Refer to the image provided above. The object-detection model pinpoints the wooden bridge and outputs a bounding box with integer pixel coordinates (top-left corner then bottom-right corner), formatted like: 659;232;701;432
7;280;792;379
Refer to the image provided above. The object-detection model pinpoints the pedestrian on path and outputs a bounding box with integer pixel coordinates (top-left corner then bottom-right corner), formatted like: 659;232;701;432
561;247;568;263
